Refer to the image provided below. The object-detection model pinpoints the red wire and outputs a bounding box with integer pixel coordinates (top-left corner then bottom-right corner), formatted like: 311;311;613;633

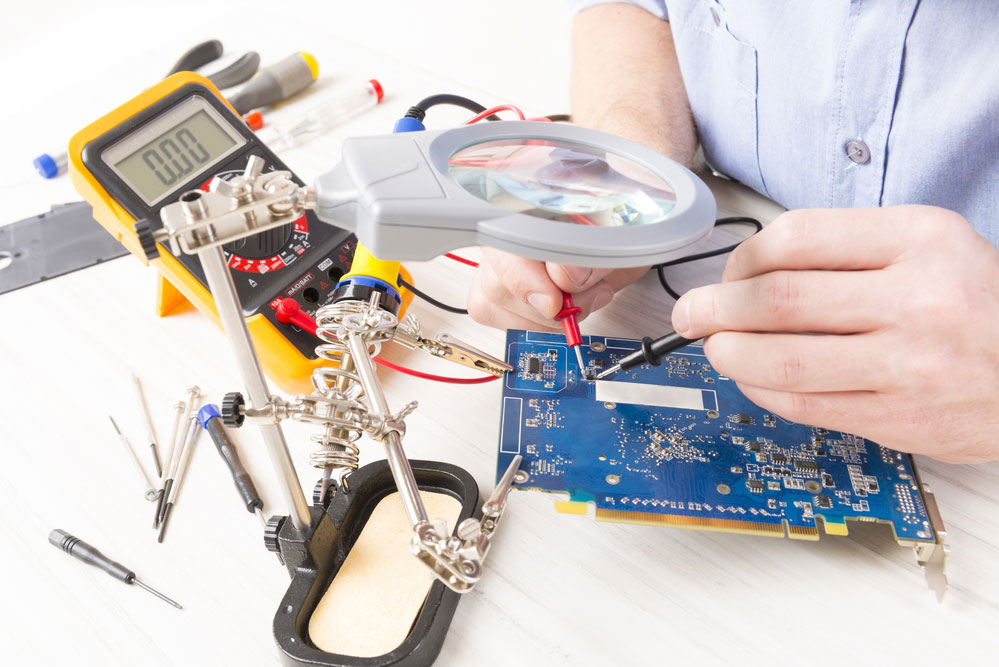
568;213;598;226
463;104;526;124
275;298;498;385
373;357;498;384
444;252;479;268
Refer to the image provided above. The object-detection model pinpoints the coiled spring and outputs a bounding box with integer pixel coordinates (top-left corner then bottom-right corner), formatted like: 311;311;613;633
302;299;397;474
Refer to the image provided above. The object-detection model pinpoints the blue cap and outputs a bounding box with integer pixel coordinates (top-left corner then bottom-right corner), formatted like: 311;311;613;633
335;275;401;304
392;116;426;134
33;153;59;179
197;404;222;429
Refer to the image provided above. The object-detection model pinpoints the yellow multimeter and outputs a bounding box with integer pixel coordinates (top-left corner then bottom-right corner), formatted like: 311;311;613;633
69;72;409;394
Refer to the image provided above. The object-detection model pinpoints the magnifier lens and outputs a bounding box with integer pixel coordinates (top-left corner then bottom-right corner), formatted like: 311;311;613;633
448;138;676;226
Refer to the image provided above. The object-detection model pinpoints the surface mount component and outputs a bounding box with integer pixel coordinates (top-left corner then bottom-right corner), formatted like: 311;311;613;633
497;329;949;600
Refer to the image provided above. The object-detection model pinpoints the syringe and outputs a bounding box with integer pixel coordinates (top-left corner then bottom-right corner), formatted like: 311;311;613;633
261;79;384;150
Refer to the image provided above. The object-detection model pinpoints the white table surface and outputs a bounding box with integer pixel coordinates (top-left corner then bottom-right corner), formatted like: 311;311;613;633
1;2;997;665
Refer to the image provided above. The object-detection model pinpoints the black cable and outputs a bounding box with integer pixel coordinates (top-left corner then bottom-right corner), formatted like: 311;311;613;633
398;276;469;315
546;113;572;122
405;94;501;122
653;216;763;300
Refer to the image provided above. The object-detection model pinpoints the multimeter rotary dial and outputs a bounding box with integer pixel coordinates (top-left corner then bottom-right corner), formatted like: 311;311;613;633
205;168;313;274
227;225;291;258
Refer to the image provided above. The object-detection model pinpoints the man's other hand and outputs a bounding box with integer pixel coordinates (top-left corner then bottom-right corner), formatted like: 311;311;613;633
672;205;999;463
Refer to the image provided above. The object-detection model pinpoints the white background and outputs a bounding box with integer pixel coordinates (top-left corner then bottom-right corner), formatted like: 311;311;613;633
1;1;997;665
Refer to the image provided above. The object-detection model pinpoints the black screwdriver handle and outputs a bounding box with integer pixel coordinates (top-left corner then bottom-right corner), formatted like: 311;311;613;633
201;409;263;512
49;529;134;583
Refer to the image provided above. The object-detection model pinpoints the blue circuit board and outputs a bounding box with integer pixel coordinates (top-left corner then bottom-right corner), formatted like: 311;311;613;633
497;329;936;543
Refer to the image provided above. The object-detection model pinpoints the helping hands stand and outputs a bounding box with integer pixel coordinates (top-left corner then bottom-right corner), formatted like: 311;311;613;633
136;156;520;592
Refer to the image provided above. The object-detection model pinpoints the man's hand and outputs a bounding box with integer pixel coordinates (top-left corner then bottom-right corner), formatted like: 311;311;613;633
671;205;999;463
467;3;694;330
467;250;646;330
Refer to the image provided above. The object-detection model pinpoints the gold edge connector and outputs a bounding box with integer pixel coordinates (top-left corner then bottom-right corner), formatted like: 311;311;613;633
594;509;788;538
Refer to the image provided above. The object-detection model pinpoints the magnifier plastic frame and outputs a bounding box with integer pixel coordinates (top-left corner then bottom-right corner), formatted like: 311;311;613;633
314;120;716;269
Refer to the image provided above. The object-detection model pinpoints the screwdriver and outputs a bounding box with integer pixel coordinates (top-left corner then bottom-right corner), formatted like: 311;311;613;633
108;416;158;502
131;374;163;478
48;529;182;609
260;79;384;150
554;292;587;376
197;404;265;525
228;52;318;115
158;415;202;542
595;332;698;379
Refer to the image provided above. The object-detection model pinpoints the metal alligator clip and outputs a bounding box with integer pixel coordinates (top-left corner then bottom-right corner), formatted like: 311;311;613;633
394;315;513;377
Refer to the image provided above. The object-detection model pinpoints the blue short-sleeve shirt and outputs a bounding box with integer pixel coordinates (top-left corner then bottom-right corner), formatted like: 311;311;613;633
569;0;999;244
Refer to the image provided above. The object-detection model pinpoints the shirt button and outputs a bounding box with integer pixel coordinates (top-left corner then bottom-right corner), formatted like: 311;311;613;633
845;140;871;164
711;7;722;26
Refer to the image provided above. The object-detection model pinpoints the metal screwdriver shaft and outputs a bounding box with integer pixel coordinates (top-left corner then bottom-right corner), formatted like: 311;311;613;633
156;400;190;526
109;416;158;501
48;529;182;609
158;416;202;543
132;374;163;478
159;415;199;529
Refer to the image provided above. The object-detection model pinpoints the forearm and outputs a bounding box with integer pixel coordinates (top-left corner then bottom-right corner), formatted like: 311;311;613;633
571;3;696;167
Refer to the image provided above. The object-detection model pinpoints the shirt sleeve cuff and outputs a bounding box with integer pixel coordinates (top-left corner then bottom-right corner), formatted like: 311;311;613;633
566;0;668;20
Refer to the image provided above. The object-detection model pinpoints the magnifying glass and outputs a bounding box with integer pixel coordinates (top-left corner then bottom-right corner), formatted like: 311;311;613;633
313;121;716;268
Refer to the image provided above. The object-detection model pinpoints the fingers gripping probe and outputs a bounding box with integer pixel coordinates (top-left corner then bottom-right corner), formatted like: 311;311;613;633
49;529;182;609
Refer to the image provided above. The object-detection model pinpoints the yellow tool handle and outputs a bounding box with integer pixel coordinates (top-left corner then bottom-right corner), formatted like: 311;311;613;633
344;243;401;287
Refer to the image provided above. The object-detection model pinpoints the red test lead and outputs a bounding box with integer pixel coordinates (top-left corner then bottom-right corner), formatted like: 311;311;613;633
274;299;498;385
554;292;588;377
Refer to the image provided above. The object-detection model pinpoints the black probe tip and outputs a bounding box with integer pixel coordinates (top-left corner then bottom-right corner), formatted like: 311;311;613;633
596;332;699;378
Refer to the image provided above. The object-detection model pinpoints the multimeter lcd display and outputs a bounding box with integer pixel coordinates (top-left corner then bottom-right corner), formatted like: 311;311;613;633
103;96;246;206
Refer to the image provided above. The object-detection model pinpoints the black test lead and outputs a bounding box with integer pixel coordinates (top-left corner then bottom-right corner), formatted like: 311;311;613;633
48;529;182;609
595;331;699;379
